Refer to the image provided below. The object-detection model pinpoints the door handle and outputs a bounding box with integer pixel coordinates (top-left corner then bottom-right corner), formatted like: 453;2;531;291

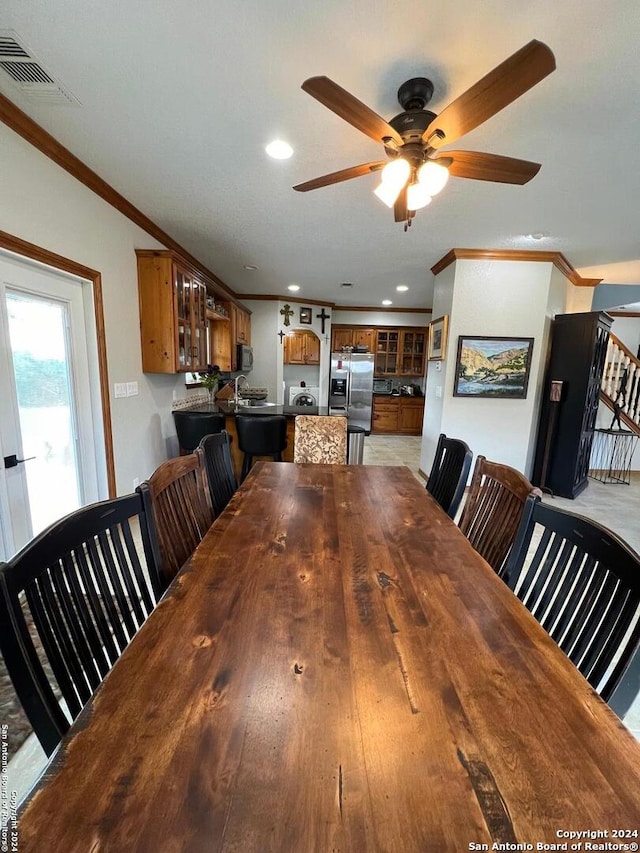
4;455;36;469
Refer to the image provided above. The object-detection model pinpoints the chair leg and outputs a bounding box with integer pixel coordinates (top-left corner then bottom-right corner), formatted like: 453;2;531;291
241;454;251;482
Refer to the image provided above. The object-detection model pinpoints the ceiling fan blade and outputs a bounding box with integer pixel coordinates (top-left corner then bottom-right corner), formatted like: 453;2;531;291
422;40;556;149
293;161;386;192
302;77;404;147
436;151;541;184
394;185;408;222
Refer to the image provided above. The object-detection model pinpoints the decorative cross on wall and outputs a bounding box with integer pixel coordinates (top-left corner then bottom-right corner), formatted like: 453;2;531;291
280;304;294;327
316;308;330;334
278;330;286;343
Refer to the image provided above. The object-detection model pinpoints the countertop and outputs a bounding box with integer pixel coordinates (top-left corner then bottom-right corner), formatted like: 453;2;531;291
181;402;333;418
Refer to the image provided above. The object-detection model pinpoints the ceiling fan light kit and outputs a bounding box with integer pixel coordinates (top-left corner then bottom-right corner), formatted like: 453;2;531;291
294;40;556;229
406;182;432;211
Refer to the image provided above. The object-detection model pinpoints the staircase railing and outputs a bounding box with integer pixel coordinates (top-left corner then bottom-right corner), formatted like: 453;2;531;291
600;333;640;434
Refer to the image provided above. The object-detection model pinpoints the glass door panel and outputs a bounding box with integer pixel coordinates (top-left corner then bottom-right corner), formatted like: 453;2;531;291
5;290;81;537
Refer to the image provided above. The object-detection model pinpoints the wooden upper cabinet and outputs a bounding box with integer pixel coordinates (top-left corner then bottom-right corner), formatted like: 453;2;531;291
137;250;250;374
375;329;400;374
284;330;320;365
331;326;375;352
399;329;427;376
232;304;251;345
331;327;354;351
137;250;209;374
354;328;376;352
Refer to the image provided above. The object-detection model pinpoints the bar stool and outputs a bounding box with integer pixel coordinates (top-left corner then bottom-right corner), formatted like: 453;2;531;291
173;411;225;454
236;415;287;481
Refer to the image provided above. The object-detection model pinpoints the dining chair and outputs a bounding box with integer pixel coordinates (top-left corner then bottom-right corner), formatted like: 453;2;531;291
198;430;238;516
458;455;542;578
293;415;348;464
173;410;225;454
235;415;287;481
425;433;473;519
505;496;640;706
137;449;214;590
0;493;160;756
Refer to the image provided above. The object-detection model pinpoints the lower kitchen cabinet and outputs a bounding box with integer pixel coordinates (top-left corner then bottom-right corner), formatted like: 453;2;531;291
372;396;425;435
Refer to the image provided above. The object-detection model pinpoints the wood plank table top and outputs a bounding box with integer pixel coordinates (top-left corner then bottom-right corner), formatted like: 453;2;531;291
16;463;640;851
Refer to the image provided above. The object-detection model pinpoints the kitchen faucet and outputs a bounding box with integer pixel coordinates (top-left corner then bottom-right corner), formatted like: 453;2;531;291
234;374;248;408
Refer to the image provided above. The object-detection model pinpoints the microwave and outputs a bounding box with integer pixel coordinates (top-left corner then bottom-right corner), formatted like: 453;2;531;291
237;344;253;372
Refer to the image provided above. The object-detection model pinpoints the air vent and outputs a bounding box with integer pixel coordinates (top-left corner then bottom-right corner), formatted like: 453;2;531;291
0;30;80;105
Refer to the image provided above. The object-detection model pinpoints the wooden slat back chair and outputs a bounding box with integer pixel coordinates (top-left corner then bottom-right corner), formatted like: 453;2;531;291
458;455;542;578
505;496;640;704
293;415;348;464
198;430;238;517
425;433;473;519
0;493;159;756
137;449;214;592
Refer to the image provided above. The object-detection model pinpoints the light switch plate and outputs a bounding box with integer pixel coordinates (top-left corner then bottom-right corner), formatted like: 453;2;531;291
126;381;138;396
435;386;442;399
114;383;127;398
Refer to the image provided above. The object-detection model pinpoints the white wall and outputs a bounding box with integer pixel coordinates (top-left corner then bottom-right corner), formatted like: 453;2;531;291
611;316;640;355
420;259;571;478
0;122;189;492
333;309;431;326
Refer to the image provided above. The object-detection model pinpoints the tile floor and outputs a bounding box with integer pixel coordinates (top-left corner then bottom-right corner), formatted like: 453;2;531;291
5;436;640;803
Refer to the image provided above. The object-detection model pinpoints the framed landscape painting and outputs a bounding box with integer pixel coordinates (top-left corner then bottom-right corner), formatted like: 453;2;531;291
453;336;534;398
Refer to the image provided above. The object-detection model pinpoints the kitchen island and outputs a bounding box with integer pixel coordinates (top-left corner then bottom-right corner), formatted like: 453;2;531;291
180;401;335;478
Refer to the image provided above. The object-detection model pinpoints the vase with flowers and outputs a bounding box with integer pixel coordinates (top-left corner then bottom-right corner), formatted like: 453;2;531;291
198;364;221;405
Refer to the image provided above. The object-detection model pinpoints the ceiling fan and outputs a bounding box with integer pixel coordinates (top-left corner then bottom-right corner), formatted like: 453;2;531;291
293;40;556;229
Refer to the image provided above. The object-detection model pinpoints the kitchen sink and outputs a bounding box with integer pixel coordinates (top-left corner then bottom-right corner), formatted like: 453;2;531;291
237;400;277;408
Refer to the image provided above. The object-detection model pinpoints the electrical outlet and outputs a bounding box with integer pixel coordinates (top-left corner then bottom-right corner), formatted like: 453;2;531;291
114;383;127;398
132;477;140;489
126;381;138;396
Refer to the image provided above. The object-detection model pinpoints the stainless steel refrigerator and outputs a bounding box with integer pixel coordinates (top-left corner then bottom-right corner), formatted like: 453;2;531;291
329;352;375;433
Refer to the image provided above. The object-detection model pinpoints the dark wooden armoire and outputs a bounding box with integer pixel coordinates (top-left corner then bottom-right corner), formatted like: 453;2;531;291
532;311;612;498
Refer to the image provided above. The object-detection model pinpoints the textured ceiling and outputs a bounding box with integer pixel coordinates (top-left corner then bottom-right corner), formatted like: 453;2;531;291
2;0;640;309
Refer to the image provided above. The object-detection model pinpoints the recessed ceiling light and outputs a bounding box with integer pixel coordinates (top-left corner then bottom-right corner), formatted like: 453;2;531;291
524;231;549;240
266;140;293;160
243;264;258;271
396;285;409;292
288;284;300;292
382;299;393;306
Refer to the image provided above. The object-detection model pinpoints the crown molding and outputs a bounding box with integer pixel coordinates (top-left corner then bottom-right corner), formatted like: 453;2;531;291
607;311;640;318
0;91;237;301
431;248;602;287
240;293;335;308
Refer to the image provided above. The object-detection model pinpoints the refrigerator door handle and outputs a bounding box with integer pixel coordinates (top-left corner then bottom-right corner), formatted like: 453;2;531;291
345;360;351;412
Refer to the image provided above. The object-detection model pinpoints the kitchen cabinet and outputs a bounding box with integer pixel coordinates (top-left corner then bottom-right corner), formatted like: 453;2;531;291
372;395;425;435
232;304;251;346
375;330;400;374
398;397;425;434
331;326;376;353
207;308;232;372
399;330;427;376
137;250;208;373
284;330;320;365
372;397;399;433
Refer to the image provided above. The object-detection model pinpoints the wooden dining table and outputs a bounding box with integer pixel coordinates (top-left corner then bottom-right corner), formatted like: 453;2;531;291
16;463;640;851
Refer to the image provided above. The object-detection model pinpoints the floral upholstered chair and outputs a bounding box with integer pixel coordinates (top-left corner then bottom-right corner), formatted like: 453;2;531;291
293;415;348;464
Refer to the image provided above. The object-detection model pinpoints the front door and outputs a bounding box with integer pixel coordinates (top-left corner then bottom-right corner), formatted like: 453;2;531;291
0;253;99;559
